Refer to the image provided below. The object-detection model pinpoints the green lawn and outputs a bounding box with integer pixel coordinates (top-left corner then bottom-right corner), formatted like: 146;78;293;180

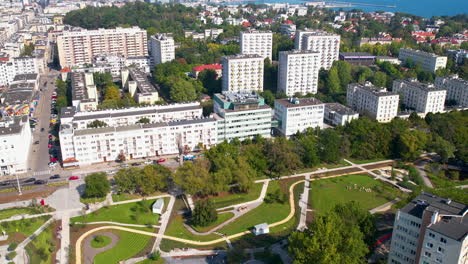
163;214;220;242
217;180;294;236
136;258;165;264
112;192;164;203
91;235;112;248
25;221;57;264
426;170;468;188
309;174;403;214
0;207;43;220
80;197;106;204
93;230;151;264
190;212;234;233
1;216;51;244
348;158;388;165
72;199;162;226
208;182;264;209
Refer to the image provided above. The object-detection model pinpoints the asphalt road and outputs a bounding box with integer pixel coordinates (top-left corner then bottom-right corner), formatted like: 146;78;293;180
28;71;60;177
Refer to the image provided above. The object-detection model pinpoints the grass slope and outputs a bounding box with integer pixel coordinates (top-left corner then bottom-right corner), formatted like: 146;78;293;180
25;221;57;264
93;230;151;264
209;182;263;209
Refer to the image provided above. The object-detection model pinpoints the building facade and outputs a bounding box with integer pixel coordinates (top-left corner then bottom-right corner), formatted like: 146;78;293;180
398;48;447;73
274;97;324;137
435;75;468;107
149;34;175;65
324;103;359;126
213;91;272;142
121;68;159;105
221;54;264;92
0;53;39;87
295;30;340;70
278;50;321;96
70;72;98;112
240;30;273;61
59;102;216;167
393;78;446;114
0;116;31;175
388;192;468;264
57;27;148;67
347;82;399;123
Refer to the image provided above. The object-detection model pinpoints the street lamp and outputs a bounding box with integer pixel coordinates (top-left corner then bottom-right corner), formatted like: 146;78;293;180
15;173;22;195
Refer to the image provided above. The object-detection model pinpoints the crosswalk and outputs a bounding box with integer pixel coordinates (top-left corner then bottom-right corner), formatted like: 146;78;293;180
33;170;51;176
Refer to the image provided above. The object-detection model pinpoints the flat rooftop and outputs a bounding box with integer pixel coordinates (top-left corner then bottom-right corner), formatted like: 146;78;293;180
401;192;467;218
400;48;444;58
128;68;159;95
216;91;261;104
12;73;38;82
280;50;320;55
71;72;90;101
349;82;397;96
275;97;323;108
396;78;445;91
325;103;357;115
0;116;28;135
223;54;263;60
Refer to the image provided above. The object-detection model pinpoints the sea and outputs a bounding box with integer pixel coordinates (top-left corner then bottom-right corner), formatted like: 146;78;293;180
237;0;468;18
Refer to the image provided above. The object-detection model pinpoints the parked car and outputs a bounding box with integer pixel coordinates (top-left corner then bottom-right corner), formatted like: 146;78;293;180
144;159;152;165
156;158;166;163
40;128;45;132
34;141;39;145
69;176;79;180
183;155;196;161
50;157;58;162
131;162;140;166
24;178;36;183
48;135;53;140
120;164;129;168
50;174;60;180
48;162;56;167
48;144;52;148
34;180;47;185
107;170;116;175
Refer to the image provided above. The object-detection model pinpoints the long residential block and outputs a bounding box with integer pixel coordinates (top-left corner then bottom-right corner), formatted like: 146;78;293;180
278;50;321;96
393;78;446;114
398;48;447;73
222;54;264;92
435;75;468;107
295;30;340;70
240;30;273;61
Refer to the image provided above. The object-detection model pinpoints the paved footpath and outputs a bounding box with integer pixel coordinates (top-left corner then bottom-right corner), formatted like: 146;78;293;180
297;174;310;231
369;198;402;214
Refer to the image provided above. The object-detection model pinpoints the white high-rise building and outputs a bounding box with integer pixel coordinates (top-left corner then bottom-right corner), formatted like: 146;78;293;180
0;116;32;175
0;53;39;87
435;75;468;107
274;97;324;137
295;30;340;70
240;30;273;61
57;27;148;68
221;54;264;92
388;192;468;264
347;82;399;123
149;34;175;65
278;50;321;96
393;78;446;114
399;48;447;73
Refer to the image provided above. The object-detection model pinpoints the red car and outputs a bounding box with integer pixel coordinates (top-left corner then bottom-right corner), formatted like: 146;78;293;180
157;158;166;163
69;176;79;180
48;135;53;140
48;144;52;148
50;158;58;162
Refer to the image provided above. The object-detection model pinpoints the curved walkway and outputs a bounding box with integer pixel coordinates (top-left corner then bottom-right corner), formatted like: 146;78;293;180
82;231;119;264
75;180;305;264
75;221;160;229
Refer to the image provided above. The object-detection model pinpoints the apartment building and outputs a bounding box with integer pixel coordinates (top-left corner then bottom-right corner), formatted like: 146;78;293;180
0;52;39;87
294;30;340;70
0;116;32;175
347;82;399;123
213;91;272;142
70;72;98;112
324;103;359;126
399;48;447;73
393;78;446;114
221;54;264;92
240;30;273;61
121;68;159;105
388;192;468;264
435;75;468;107
72;54;151;78
57;27;148;68
278;50;321;96
149;34;175;65
274;97;324;137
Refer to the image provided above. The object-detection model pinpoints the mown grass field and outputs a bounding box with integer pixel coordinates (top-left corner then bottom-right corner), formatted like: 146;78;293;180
93;230;151;264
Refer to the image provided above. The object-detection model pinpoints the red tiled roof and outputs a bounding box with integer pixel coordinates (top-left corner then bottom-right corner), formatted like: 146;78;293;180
192;64;222;72
412;31;435;37
285;20;294;24
60;67;71;73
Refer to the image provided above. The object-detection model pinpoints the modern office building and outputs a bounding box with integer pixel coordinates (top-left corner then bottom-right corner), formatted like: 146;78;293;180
339;52;376;66
274;97;324;137
57;27;148;67
388;192;468;264
398;48;447;73
221;54;264;92
278;50;321;96
0;116;32;175
70;72;98;112
240;30;273;61
121;68;159;105
213;91;272;142
435;75;468;107
149;34;175;65
393;78;446;114
59;103;216;167
347;82;399;123
294;30;340;70
324;103;359;126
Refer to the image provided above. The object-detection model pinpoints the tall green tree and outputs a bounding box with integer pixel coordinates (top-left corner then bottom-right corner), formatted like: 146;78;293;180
83;173;110;198
326;67;341;95
191;200;217;227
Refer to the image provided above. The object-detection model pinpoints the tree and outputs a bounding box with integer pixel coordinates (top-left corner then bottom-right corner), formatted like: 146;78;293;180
336;61;352;90
114;168;139;193
429;135;456;163
198;69;221;95
191;199;217;227
373;71;388;87
264;137;302;177
87;120;108;128
20;43;35;56
169;77;198;102
104;84;121;100
317;129;342;164
83;172;110;198
174;159;214;196
326;67;341;95
137;117;150;124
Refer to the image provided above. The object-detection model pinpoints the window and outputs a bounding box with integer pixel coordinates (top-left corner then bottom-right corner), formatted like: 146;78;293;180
429;233;435;238
424;252;432;257
437;247;445;253
426;243;433;248
440;238;447;244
